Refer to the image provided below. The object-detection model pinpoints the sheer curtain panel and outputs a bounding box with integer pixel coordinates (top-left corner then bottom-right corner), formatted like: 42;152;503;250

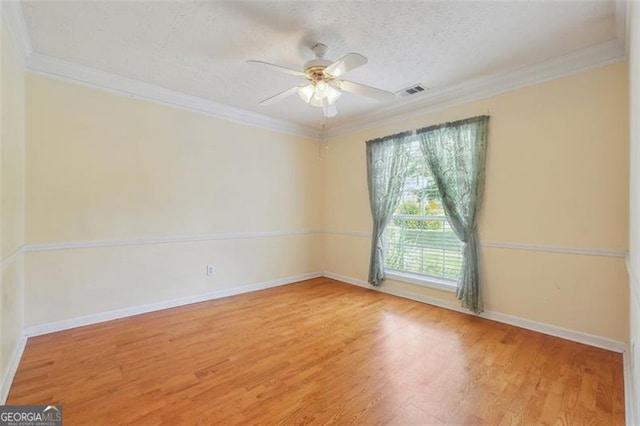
417;116;489;313
365;132;412;285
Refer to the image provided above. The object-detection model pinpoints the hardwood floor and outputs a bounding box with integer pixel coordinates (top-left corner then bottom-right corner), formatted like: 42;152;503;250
8;278;624;425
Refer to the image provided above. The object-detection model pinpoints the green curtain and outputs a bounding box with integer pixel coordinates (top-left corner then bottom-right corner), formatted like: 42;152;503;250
417;116;489;313
365;132;412;285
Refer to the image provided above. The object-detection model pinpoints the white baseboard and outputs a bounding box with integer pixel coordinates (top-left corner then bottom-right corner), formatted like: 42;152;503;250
10;270;633;419
326;271;637;418
322;271;627;353
0;335;27;404
24;272;322;337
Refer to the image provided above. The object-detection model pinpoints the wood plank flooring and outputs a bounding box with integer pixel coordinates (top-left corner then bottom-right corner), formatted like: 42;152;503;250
8;278;624;424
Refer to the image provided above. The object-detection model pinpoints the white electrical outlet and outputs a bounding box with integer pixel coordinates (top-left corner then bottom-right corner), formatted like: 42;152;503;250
207;265;216;276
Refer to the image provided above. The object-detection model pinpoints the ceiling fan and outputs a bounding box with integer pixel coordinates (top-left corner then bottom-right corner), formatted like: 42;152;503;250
248;43;396;118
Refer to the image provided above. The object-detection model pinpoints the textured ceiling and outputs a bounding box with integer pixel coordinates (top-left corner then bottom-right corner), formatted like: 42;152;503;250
21;1;619;131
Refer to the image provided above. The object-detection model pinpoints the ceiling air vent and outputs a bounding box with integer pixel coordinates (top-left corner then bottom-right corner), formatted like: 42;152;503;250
397;84;427;97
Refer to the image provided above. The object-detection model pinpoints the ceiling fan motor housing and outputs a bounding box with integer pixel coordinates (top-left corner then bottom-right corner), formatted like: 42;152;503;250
304;43;333;82
304;59;332;75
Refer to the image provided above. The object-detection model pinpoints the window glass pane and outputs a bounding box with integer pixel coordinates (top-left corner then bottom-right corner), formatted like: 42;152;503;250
383;139;463;281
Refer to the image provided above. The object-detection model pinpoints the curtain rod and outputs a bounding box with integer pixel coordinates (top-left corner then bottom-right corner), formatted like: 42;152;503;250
365;114;489;145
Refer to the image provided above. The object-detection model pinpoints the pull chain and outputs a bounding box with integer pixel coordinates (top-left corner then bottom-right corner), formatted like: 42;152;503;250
318;116;329;158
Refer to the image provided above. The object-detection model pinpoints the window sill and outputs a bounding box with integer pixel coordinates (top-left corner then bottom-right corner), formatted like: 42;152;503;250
385;270;457;293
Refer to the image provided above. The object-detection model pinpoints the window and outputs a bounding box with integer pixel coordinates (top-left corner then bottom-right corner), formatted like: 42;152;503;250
383;139;463;283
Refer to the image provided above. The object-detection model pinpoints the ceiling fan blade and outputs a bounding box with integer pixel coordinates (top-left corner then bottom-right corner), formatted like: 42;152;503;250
258;86;300;105
324;53;367;77
247;60;305;77
339;80;397;101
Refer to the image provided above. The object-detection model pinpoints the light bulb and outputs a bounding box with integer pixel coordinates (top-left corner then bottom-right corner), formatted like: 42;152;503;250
300;80;341;113
314;80;330;100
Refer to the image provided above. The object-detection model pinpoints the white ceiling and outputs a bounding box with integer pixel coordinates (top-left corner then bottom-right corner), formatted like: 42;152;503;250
8;1;627;135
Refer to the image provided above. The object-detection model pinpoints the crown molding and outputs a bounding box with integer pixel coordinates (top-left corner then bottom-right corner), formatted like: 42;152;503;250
327;40;626;137
1;1;32;66
31;37;621;141
2;0;628;140
2;2;319;138
1;1;321;139
18;41;630;143
25;53;320;139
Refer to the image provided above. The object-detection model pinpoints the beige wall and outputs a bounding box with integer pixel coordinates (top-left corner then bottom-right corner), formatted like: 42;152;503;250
0;18;26;396
24;74;322;327
628;1;640;421
323;62;629;342
7;24;632;384
26;61;627;341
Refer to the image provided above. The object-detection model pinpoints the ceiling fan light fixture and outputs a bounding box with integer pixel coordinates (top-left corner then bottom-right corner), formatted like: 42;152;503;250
309;94;324;107
251;44;395;118
298;83;315;103
316;80;327;93
324;85;341;104
311;90;340;107
301;81;341;108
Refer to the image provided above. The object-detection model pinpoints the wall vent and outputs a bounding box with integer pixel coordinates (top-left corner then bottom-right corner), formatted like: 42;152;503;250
397;84;427;97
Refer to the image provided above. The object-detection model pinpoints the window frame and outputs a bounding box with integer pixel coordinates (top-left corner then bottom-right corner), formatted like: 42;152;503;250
382;138;462;290
385;270;457;293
